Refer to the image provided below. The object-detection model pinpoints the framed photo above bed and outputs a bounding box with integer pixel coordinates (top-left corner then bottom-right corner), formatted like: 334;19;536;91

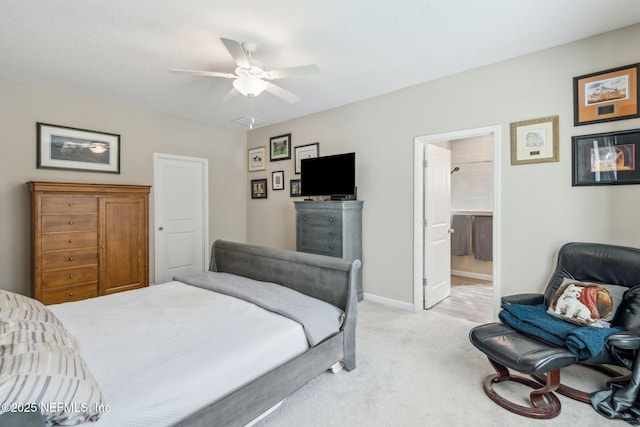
272;170;284;190
509;116;559;165
290;179;302;197
573;63;640;126
294;142;319;174
37;122;120;173
269;133;291;162
572;128;640;186
251;178;268;199
248;146;266;172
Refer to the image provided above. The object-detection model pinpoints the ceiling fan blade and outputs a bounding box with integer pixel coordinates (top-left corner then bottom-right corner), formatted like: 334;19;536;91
266;64;320;80
220;38;250;69
170;69;235;79
265;82;300;104
222;87;239;102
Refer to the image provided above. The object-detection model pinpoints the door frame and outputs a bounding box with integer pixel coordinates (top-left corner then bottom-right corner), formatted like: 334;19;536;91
413;125;502;315
153;153;209;283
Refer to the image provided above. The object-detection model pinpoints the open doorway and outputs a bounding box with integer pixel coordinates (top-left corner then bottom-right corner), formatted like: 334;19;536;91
413;126;501;322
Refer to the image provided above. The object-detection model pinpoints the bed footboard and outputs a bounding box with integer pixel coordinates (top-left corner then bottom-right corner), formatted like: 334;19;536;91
177;240;360;427
209;239;360;370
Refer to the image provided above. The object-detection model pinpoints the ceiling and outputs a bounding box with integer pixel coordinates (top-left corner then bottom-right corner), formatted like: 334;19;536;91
2;0;640;130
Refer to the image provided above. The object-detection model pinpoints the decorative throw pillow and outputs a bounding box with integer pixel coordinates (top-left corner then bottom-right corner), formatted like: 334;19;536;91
547;278;627;327
0;290;106;424
0;342;105;425
0;289;62;327
0;319;80;349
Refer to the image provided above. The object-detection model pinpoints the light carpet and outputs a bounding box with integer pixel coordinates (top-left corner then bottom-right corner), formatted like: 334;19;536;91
257;301;628;426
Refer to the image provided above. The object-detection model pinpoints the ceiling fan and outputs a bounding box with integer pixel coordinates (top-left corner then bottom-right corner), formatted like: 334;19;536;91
170;38;319;104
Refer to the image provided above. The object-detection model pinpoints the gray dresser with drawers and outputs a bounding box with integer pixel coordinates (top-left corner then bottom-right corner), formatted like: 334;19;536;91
294;201;363;301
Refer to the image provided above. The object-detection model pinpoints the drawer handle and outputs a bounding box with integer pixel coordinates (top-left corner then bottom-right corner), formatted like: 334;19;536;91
68;256;75;261
68;239;73;243
69;292;73;297
68;203;73;207
68;221;74;225
68;275;73;279
303;217;308;221
329;218;334;222
329;244;334;249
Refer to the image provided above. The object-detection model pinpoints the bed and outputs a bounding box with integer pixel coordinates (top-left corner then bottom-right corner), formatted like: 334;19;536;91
0;240;361;426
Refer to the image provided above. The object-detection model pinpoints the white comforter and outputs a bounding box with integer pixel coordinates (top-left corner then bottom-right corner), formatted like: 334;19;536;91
49;281;309;427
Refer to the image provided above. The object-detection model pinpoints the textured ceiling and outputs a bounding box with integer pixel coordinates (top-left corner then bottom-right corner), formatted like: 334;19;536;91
2;0;640;130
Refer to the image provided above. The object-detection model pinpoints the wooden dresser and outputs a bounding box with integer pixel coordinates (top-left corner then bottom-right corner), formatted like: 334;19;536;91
294;200;363;300
28;182;151;305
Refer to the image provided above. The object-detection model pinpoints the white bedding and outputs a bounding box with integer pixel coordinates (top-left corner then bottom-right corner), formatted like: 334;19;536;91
48;281;309;427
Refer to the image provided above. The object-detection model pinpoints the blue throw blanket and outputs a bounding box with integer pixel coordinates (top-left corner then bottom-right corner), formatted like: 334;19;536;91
499;303;623;360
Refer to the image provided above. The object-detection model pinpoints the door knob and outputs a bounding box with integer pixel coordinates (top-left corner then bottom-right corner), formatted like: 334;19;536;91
448;228;455;234
158;226;164;231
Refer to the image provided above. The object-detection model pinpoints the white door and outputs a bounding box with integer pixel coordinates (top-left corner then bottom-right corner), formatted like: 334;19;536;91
424;144;452;308
154;153;208;284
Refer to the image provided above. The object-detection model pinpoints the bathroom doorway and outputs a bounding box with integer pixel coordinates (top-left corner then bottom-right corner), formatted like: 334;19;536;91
413;126;501;321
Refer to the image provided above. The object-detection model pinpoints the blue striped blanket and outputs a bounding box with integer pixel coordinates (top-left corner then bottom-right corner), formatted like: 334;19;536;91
499;303;623;360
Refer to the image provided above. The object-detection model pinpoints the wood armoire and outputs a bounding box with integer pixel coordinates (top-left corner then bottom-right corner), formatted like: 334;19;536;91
28;182;151;305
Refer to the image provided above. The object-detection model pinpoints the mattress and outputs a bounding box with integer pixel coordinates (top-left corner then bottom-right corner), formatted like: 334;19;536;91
48;281;309;427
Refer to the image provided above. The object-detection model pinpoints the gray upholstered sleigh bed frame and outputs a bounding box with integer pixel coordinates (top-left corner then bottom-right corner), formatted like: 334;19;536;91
177;239;360;427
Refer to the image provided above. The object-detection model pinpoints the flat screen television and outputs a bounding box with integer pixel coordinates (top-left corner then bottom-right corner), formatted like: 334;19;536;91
300;152;356;199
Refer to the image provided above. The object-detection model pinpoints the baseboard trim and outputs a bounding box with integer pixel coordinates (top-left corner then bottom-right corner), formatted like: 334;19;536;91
363;293;414;311
451;270;493;282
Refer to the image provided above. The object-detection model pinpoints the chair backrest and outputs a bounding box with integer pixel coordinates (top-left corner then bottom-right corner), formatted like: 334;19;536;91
543;242;640;326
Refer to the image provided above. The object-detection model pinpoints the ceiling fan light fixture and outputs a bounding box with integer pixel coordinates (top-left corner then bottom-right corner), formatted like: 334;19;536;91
233;76;267;97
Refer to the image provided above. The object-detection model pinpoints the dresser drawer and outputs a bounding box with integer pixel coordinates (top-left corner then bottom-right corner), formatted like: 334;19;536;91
298;242;342;257
41;248;98;270
297;211;343;228
41;214;97;232
42;265;98;289
41;283;98;305
298;224;342;257
41;196;97;214
41;231;97;251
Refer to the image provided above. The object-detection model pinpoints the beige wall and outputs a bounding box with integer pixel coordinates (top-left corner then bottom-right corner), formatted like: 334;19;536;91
0;79;247;296
247;24;640;305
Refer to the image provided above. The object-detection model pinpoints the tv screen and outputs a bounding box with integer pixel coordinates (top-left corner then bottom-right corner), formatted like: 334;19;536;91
301;152;356;198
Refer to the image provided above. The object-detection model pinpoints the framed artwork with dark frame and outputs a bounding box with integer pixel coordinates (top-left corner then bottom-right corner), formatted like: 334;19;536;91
294;142;319;174
272;170;284;190
290;179;302;197
573;63;640;126
37;122;120;173
572;128;640;186
248;146;266;172
269;133;291;161
509;116;559;165
251;178;268;199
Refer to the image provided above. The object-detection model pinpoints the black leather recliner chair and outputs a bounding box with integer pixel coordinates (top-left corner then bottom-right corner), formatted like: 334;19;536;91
469;242;640;419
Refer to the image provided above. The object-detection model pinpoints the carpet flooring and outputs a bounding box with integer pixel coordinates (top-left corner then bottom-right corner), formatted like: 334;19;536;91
257;301;627;427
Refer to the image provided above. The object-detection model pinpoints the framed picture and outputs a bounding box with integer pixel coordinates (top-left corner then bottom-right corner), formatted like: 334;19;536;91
36;122;120;173
251;178;268;199
269;133;291;161
272;170;284;190
572;128;640;186
290;179;302;197
573;63;640;126
248;146;266;172
510;116;559;165
294;142;319;174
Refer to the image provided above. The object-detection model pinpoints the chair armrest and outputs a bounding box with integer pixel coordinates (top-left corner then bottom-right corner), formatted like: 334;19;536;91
607;332;640;351
501;293;544;306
